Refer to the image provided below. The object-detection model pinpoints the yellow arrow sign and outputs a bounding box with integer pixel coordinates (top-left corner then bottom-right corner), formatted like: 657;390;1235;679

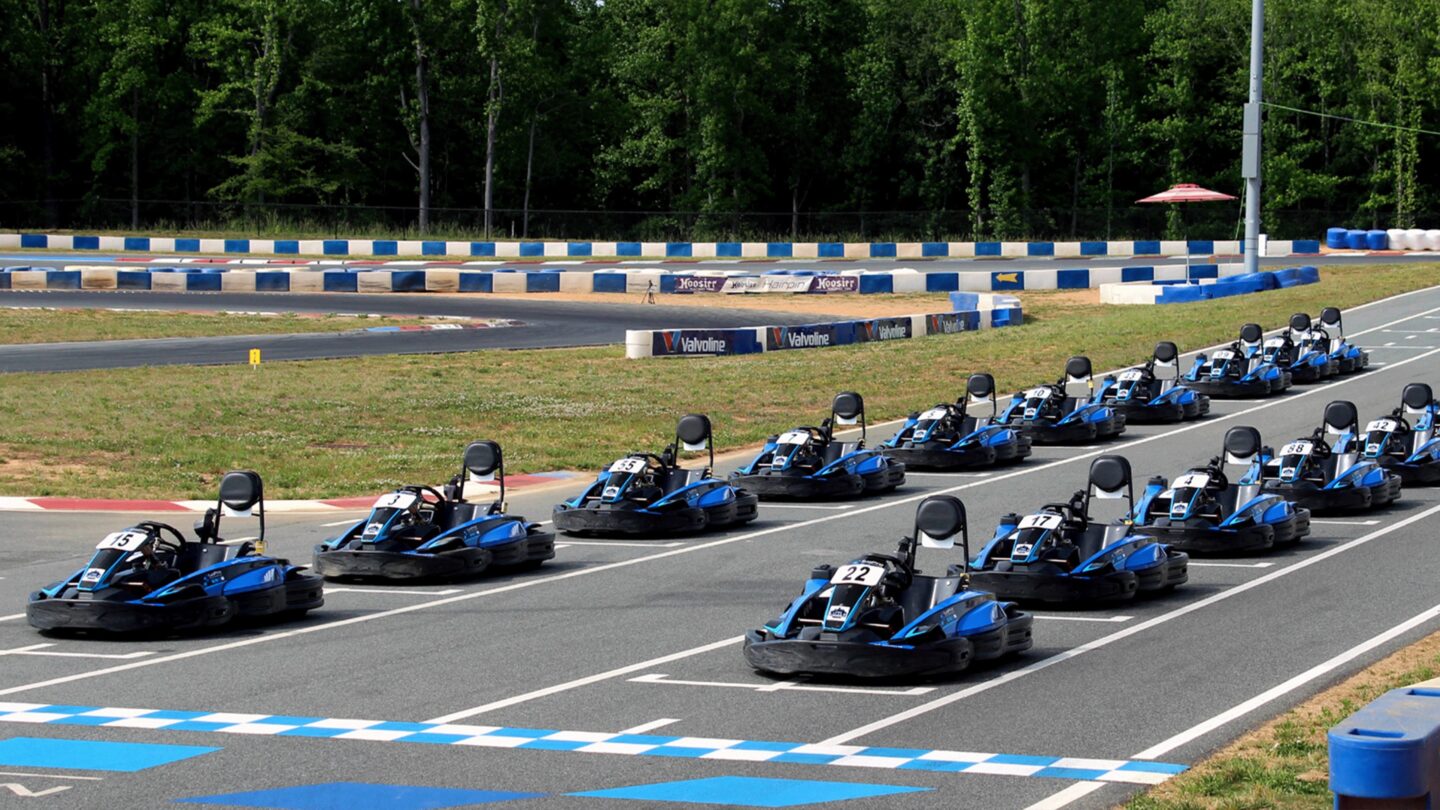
249;349;261;366
995;273;1020;283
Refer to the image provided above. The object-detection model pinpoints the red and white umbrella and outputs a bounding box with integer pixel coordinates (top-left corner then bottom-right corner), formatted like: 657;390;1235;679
1136;183;1237;204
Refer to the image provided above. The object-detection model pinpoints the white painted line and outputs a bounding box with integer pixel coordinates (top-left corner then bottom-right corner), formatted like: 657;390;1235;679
1364;344;1435;350
0;772;102;781
423;636;745;724
13;648;156;661
899;472;992;478
0;614;24;623
761;504;856;510
320;519;360;527
1022;781;1106;810
630;673;935;697
618;718;682;734
1188;562;1276;569
326;587;464;596
0;645;54;656
552;539;685;548
1310;519;1381;526
818;501;1440;746
1032;614;1133;623
4;301;1438;702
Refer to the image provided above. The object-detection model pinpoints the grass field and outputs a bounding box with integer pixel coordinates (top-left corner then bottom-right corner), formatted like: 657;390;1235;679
1126;628;1440;810
0;309;439;344
0;262;1432;498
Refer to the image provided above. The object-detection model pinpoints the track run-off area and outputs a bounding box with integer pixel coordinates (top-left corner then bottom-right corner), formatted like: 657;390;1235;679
1;284;1440;807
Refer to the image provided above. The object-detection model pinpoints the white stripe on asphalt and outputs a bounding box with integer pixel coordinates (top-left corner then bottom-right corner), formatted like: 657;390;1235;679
617;718;683;734
1188;562;1275;569
1032;615;1133;623
629;673;935;697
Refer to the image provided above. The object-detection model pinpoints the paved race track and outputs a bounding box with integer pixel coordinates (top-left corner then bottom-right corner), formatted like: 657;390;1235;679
0;290;830;372
1;286;1439;808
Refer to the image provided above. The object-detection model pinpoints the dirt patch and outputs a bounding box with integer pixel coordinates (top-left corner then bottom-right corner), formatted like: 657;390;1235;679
446;290;961;317
0;447;97;482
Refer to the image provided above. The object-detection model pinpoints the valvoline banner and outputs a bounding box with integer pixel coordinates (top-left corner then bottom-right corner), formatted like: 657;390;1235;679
651;328;763;356
765;322;858;351
855;317;914;342
924;311;981;335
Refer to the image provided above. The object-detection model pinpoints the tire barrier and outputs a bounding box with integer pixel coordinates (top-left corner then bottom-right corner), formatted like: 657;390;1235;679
623;294;1022;359
1330;683;1440;808
1326;226;1440;251
1098;266;1319;305
0;232;1322;260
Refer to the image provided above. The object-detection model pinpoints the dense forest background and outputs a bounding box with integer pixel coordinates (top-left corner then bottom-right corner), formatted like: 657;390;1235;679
0;0;1436;241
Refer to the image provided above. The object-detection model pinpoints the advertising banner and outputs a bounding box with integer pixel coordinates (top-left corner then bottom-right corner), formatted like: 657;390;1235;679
855;317;914;342
765;322;858;351
650;328;763;356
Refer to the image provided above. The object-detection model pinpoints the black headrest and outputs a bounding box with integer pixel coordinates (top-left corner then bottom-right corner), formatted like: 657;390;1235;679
1324;400;1359;432
915;495;966;540
1320;307;1342;326
1065;356;1092;379
1289;312;1312;331
1239;323;1263;343
1403;383;1434;410
1089;455;1131;493
967;373;995;398
463;440;502;477
676;414;712;446
1153;341;1178;363
832;391;863;420
218;470;263;512
1224;426;1261;458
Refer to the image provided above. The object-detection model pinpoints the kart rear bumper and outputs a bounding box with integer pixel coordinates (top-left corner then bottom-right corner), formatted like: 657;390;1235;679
553;505;706;536
882;445;995;470
1182;377;1284;399
1264;478;1400;513
1381;458;1440;486
1021;414;1125;445
1140;522;1275;554
742;630;974;679
730;472;864;499
1114;394;1210;424
26;594;234;633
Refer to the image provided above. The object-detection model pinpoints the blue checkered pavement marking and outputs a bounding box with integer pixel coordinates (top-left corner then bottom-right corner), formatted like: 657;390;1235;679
0;703;1186;785
177;782;543;809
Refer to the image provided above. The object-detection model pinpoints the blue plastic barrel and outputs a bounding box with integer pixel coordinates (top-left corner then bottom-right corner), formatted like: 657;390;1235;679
1367;230;1389;250
1326;227;1348;249
1346;229;1368;249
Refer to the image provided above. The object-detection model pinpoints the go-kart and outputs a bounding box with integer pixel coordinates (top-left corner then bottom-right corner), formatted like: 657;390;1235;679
554;414;759;536
1261;400;1403;512
27;472;323;634
1183;323;1292;398
743;495;1033;679
1259;314;1337;383
1360;383;1440;485
313;441;555;581
970;456;1189;604
1097;341;1211;423
881;373;1032;469
730;392;904;499
1134;426;1311;554
1300;307;1369;375
996;357;1126;444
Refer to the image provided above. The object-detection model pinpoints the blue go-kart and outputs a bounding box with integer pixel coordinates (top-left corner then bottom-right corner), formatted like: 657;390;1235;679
1183;323;1292;398
28;471;324;634
997;357;1126;444
730;392;904;499
313;441;555;581
882;373;1032;469
1135;426;1311;554
970;456;1189;604
743;495;1033;679
1360;383;1440;485
1262;400;1403;512
1098;341;1211;423
1297;308;1369;375
1260;315;1338;383
554;414;759;536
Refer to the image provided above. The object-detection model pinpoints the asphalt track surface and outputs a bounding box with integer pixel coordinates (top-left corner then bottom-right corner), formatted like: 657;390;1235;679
3;285;1440;808
0;290;829;373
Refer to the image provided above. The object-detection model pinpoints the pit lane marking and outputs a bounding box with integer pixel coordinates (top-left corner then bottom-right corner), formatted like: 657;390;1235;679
761;504;856;510
1310;519;1382;526
0;615;24;623
0;772;101;781
1031;615;1134;623
325;587;464;596
7;303;1440;704
1187;562;1276;569
0;644;155;660
551;540;684;548
629;673;936;697
619;718;682;734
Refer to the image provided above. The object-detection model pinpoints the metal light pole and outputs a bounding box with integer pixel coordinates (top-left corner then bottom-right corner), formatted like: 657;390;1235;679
1241;0;1264;273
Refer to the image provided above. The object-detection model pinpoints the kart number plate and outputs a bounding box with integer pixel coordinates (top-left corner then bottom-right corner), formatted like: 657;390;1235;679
1118;370;1144;382
776;431;810;445
1367;419;1398;433
831;563;885;587
1173;473;1210;489
608;458;648;474
1264;337;1286;348
1018;513;1063;531
373;491;419;510
1024;387;1052;401
1280;441;1313;457
918;408;949;422
1211;350;1234;361
96;530;147;551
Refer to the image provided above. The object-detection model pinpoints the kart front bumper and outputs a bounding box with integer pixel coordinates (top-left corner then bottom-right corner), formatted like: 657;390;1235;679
1380;457;1440;486
1020;414;1125;445
1139;521;1276;554
553;504;707;536
881;445;995;470
1113;395;1210;424
1182;376;1285;399
742;630;974;679
314;548;490;580
730;472;865;499
27;594;235;633
970;569;1141;604
1265;477;1401;513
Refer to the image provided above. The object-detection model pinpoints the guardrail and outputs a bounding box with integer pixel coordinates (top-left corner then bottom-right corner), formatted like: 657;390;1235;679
0;233;1321;260
1330;682;1440;807
623;293;1022;359
1099;266;1320;305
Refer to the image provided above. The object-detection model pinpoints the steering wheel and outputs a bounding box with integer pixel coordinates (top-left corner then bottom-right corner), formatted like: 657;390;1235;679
859;553;913;594
1385;410;1413;433
135;521;187;553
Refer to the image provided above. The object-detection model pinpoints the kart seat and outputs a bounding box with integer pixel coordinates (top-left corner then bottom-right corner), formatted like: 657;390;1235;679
1075;525;1107;561
176;542;231;574
661;468;705;493
898;575;963;618
821;441;860;464
1215;486;1241;515
443;502;483;528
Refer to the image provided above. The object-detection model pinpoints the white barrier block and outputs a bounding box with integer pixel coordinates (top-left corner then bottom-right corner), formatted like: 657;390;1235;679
1106;241;1135;256
792;243;818;258
1053;242;1082;258
741;242;768;258
948;242;976;258
196;238;223;254
625;330;653;359
559;272;592;293
356;271;394;293
221;272;257;292
288;271;324;292
149;238;176;252
626;271;666;293
247;239;273;254
0;234;18;249
843;242;869;258
1154;265;1186;282
443;241;467;257
1213;240;1240;255
1023;269;1057;290
1266;240;1293;256
1000;242;1027;257
45;235;74;250
542;242;567;258
890;271;926;293
691;243;717;258
640;242;665;257
1099;283;1162;305
343;241;371;257
80;267;117;289
490;272;527;293
150;272;186;291
1424;230;1440;250
10;270;47;289
1089;266;1123;285
297;240;325;255
97;236;126;251
1387;229;1409;250
1159;240;1186;256
424;269;460;292
959;272;990;291
493;241;520;258
389;240;418;256
895;243;924;259
591;242;617;257
1218;262;1244;277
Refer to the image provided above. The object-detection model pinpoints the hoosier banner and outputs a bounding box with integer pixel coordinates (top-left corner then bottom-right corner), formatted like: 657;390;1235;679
650;328;763;356
671;274;859;294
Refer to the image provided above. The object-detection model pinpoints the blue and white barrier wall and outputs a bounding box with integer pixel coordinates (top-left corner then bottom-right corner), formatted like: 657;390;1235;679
623;294;1022;359
1326;227;1440;251
0;264;1271;295
0;232;1321;259
1330;682;1440;807
1098;265;1320;305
